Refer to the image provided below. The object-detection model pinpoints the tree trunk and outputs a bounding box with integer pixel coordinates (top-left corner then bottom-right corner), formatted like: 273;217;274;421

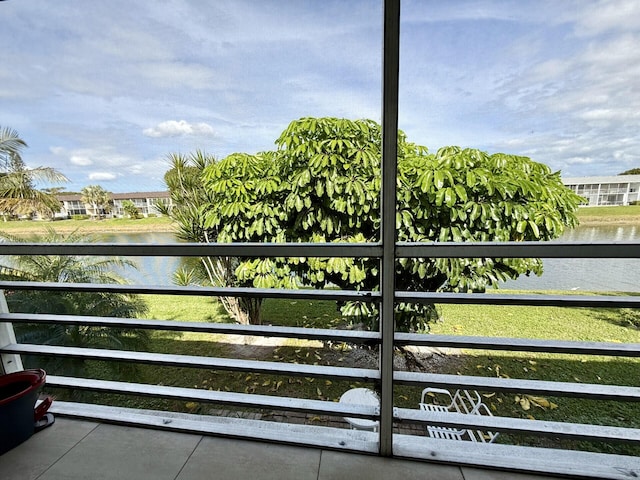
200;255;263;325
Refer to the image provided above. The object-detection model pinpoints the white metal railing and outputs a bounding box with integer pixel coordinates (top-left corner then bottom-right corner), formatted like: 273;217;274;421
1;241;640;479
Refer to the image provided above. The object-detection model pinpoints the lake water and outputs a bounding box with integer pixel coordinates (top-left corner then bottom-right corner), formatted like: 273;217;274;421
105;225;640;292
100;232;180;286
504;225;640;292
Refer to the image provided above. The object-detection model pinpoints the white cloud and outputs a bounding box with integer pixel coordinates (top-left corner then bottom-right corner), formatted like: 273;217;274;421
49;146;65;155
5;0;640;187
70;155;93;166
574;0;640;37
566;157;594;165
88;172;118;181
50;146;135;169
143;120;216;138
137;62;218;90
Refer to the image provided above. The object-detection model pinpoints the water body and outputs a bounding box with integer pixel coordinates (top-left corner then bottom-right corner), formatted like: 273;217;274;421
105;226;640;292
505;225;640;292
99;232;180;286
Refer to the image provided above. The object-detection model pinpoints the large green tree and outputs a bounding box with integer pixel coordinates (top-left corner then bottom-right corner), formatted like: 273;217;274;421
0;127;68;218
619;168;640;176
171;117;583;330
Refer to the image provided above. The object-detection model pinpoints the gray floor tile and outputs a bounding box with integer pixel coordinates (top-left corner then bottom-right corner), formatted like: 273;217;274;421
461;467;563;480
0;418;98;480
318;451;465;480
38;423;201;480
176;436;321;480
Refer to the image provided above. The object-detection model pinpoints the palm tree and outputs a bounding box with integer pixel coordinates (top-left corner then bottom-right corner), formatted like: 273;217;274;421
160;151;262;325
0;127;27;170
0;228;149;378
81;184;112;219
0;126;68;219
121;199;141;219
0;166;69;218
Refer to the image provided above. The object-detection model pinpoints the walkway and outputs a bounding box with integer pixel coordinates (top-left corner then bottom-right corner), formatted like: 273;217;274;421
0;418;566;480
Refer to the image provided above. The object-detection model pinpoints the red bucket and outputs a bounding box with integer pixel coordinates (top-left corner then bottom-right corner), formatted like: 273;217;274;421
0;369;53;455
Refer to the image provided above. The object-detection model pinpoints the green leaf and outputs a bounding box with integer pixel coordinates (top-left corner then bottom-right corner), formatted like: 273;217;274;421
466;170;476;187
444;187;456;207
420;170;434;193
454;184;468;202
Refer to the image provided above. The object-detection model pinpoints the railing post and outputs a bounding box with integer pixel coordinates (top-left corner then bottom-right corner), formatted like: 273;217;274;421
380;0;400;457
0;290;23;374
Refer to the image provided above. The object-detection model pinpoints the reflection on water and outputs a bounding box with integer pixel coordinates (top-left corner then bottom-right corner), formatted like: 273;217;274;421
562;224;640;242
105;225;640;292
99;232;180;286
505;224;640;292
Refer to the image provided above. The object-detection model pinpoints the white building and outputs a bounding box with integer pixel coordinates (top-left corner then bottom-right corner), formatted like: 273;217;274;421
111;191;171;218
562;175;640;206
57;191;171;218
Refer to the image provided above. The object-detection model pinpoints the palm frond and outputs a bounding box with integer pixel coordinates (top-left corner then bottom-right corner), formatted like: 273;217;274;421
0;127;27;169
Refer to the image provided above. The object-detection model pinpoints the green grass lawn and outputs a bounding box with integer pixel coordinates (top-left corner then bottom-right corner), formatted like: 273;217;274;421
66;296;367;413
1;204;639;236
0;215;174;234
42;292;640;454
577;204;640;225
425;294;640;454
577;204;640;218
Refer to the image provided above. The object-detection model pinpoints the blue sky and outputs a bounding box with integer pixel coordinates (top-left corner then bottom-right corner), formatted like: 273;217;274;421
2;0;639;193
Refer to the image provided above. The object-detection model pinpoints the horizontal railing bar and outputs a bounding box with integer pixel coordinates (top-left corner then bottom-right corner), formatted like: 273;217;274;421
394;372;640;401
0;282;379;302
3;344;380;382
48;376;640;443
396;241;640;258
8;344;637;400
395;407;640;444
396;291;640;308
393;437;640;480
4;282;638;308
11;313;635;356
47;376;379;420
0;242;382;257
0;313;380;345
51;402;379;454
18;312;632;356
395;333;640;357
3;241;639;259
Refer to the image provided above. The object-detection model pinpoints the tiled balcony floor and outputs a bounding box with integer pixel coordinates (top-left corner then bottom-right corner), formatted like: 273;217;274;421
0;418;566;480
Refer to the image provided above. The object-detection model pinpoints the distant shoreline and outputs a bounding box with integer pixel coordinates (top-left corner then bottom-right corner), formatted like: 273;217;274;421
0;217;175;236
577;217;640;226
574;205;640;227
1;208;639;237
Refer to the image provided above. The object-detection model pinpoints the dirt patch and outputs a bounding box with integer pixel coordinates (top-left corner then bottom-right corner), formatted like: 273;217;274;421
221;332;464;374
222;335;306;359
320;344;464;373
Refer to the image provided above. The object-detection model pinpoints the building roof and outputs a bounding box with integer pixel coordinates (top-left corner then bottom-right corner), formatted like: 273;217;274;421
57;194;83;201
111;191;169;200
57;191;170;202
562;175;640;184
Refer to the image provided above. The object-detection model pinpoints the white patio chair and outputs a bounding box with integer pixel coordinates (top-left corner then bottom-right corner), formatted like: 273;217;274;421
419;387;499;443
